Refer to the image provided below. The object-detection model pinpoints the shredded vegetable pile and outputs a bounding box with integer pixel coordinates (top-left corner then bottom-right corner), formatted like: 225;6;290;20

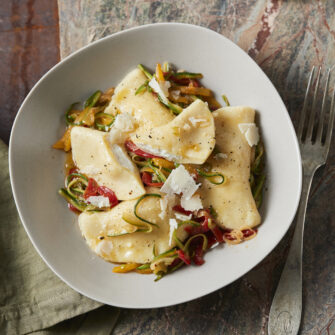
53;62;266;281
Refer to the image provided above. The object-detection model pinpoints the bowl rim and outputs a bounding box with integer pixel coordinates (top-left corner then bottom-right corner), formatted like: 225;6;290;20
9;22;302;308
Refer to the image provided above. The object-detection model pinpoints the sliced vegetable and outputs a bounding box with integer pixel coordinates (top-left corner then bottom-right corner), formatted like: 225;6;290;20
197;169;226;185
85;90;102;108
134;193;162;227
58;188;87;212
141;172;164;187
138;64;153;80
65;102;80;125
97;186;118;208
113;263;140;273
171;72;203;79
94;112;114;131
178;86;212;97
135;80;149;95
221;94;230;106
125;140;160;158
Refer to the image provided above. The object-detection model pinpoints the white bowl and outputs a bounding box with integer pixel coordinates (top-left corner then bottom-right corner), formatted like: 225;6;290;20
9;23;302;308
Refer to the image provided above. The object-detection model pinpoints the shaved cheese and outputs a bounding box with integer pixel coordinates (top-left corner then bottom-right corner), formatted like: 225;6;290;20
180;194;203;212
189;117;207;126
238;123;259;147
135;143;182;162
149;77;169;104
159;197;168;220
160;165;200;200
113;112;135;132
107;113;136;144
183;123;191;130
87;196;110;208
160;81;171;96
169;218;178;246
111;144;134;172
175;213;192;221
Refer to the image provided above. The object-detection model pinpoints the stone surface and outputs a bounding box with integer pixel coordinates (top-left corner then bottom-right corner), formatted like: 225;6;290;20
2;0;334;334
0;0;60;144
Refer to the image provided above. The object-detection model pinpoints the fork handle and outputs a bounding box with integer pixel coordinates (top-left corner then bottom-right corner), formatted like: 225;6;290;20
268;168;315;335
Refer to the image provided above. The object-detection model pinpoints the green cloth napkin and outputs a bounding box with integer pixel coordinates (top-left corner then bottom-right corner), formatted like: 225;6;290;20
0;140;119;334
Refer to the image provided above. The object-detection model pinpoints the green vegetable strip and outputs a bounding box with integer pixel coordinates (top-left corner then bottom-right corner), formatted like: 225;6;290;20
134;194;161;227
252;174;266;208
66;178;86;198
157;95;182;115
84;90;102;108
252;142;264;175
58;188;87;212
152;248;177;262
178;220;200;227
94;112;114;131
147;160;166;182
172;230;185;251
121;215;153;234
172;72;203;79
221;94;230;106
197;169;225;185
135;80;149;95
136;263;151;270
65;102;80;125
66;173;88;187
131;154;148;167
138;64;153;80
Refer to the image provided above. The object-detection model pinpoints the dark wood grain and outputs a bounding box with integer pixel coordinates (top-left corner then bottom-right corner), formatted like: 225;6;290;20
0;0;60;144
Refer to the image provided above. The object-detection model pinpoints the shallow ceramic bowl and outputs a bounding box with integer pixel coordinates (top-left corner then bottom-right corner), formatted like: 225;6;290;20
9;23;301;308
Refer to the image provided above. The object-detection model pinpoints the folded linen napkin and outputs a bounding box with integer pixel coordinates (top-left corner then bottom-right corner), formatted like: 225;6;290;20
0;140;119;335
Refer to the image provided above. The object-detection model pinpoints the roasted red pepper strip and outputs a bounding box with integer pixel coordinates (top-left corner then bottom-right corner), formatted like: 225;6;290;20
177;250;191;265
83;178;99;199
193;244;205;265
242;228;256;238
68;203;81;214
211;226;224;243
125;140;160;158
141;172;164;187
97;186;118;208
172;205;193;216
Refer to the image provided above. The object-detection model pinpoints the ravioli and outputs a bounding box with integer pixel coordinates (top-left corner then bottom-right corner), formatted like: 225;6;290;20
130;100;215;164
71;126;145;200
79;191;188;263
199;106;261;229
104;68;174;127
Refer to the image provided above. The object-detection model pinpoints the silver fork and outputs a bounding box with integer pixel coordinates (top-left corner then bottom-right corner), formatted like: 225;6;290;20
268;67;335;335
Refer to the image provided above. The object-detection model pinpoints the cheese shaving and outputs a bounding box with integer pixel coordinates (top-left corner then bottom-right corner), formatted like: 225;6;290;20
238;123;259;147
169;218;178;246
160;165;200;200
149;77;169;105
87;196;110;208
180;194;203;212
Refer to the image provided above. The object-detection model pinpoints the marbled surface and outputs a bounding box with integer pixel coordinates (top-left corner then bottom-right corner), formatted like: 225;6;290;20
2;0;334;334
0;0;59;145
58;1;335;334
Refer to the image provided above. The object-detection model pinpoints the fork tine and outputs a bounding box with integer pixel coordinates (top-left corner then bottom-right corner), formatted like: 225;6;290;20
306;66;321;140
316;69;331;143
298;67;315;140
325;85;335;151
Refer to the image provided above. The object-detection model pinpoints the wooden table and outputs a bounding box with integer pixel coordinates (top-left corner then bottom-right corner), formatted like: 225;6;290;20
2;1;334;334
